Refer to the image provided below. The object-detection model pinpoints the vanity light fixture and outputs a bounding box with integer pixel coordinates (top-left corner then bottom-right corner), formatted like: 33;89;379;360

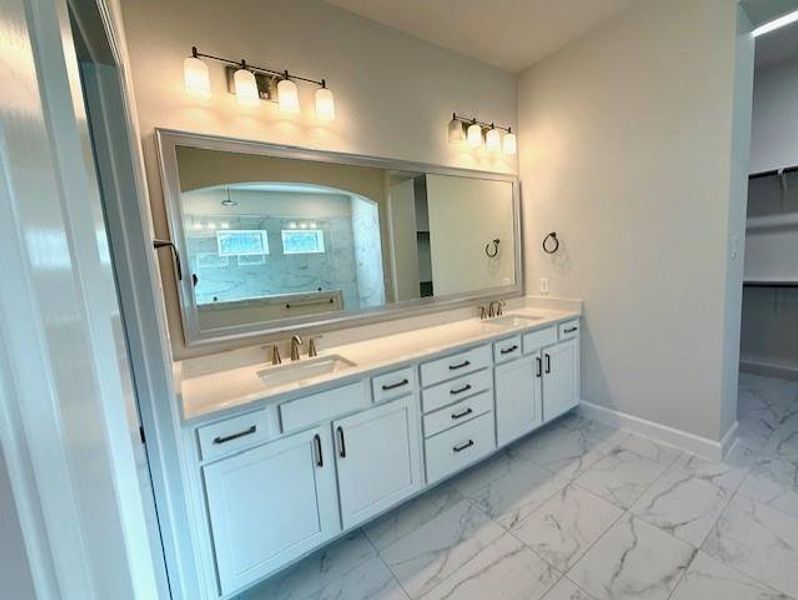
449;113;516;155
183;46;335;120
183;48;211;98
233;62;259;105
485;125;501;152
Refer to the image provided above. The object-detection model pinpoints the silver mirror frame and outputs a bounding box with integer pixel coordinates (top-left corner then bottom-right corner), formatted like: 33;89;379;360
155;128;524;347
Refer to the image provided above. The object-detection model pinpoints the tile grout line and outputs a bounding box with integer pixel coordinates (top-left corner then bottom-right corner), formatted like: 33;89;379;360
363;526;415;600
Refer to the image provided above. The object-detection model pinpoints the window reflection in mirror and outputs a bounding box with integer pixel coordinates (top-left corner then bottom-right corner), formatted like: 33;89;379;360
169;143;517;340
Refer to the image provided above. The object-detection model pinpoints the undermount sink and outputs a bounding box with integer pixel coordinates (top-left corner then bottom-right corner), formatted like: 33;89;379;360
484;314;544;329
257;355;357;387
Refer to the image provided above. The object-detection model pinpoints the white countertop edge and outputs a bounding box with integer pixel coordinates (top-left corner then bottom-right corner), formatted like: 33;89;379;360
179;307;581;422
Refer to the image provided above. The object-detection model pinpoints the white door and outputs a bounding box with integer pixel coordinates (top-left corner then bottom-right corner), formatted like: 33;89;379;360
495;355;542;446
543;339;579;421
334;396;421;529
203;427;339;595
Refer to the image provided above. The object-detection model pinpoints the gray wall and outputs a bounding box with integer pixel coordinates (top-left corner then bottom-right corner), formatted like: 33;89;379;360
0;447;35;599
517;0;752;441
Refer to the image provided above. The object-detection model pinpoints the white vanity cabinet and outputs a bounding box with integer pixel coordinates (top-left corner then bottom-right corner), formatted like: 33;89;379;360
541;337;579;421
495;354;542;446
333;395;422;529
203;425;339;595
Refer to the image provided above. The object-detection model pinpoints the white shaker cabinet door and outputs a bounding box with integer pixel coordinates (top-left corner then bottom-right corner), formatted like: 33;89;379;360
203;426;339;596
333;396;422;529
495;354;542;446
542;338;579;421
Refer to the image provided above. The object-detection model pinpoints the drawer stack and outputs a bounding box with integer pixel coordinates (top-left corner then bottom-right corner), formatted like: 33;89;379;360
419;344;496;483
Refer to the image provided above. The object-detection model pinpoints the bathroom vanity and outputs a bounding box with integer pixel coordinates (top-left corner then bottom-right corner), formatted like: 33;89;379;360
177;308;580;597
152;129;581;598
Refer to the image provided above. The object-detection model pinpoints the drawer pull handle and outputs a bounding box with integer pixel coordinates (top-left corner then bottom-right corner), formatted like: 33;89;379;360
536;357;542;378
564;326;578;334
545;353;552;374
337;426;347;458
313;433;324;467
453;440;475;453
451;408;473;420
450;384;472;396
212;425;256;445
449;360;471;371
500;344;519;355
382;378;409;391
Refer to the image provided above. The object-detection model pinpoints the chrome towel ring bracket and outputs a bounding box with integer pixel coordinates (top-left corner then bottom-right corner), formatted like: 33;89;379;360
485;238;500;258
542;232;559;255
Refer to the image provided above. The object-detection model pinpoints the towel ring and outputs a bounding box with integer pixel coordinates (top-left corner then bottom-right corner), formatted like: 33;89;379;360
485;238;500;258
542;232;559;254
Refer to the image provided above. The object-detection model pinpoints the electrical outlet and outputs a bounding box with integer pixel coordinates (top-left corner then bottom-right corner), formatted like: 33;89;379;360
539;278;549;294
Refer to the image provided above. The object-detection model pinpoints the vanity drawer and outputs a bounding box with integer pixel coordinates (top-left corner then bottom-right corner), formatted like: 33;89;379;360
197;410;272;461
558;320;580;341
493;335;522;364
279;381;367;433
425;411;496;484
372;367;416;403
422;368;492;414
420;344;491;387
423;390;493;438
522;326;558;354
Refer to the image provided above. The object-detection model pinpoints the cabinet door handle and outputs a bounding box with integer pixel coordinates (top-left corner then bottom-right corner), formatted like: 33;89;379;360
564;326;578;334
450;383;472;396
451;407;473;420
500;344;519;355
536;357;542;378
453;439;474;453
212;425;256;445
545;354;551;374
313;433;323;467
448;360;471;371
337;426;346;458
382;378;409;391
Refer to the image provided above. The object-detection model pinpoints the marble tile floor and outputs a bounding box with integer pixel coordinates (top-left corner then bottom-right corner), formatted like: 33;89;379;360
240;373;798;600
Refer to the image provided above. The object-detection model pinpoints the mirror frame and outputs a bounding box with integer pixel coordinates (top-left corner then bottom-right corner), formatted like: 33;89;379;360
156;128;524;347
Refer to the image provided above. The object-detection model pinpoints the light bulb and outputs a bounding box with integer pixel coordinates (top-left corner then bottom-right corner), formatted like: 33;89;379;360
315;85;335;121
234;68;259;105
486;127;501;152
503;131;517;155
184;55;211;98
467;123;483;148
448;115;466;144
278;78;300;113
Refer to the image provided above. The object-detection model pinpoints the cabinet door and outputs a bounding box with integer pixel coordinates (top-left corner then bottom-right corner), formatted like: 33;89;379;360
542;339;579;421
495;354;542;447
203;426;339;595
333;396;421;529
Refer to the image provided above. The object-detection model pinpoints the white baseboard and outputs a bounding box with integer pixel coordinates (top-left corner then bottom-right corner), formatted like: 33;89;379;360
577;400;737;462
740;359;798;382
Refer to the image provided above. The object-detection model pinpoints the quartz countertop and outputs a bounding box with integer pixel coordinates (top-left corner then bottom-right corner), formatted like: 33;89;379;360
177;306;580;420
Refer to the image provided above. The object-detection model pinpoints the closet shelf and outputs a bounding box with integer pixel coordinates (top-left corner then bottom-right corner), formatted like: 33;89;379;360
746;213;798;231
743;280;798;288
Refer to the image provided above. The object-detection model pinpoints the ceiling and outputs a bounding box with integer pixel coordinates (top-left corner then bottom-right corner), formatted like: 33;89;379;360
755;19;798;68
324;0;639;73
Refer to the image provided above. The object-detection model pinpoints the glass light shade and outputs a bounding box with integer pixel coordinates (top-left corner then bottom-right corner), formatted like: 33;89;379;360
448;118;466;144
467;123;483;148
278;78;300;113
183;56;211;98
485;128;501;152
503;131;517;155
315;87;335;120
233;68;259;105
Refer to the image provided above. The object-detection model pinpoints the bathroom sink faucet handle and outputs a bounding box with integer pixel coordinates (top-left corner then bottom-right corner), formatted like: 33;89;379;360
269;345;282;366
308;336;322;358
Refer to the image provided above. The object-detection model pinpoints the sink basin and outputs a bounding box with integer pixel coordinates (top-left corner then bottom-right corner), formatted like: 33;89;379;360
483;315;544;329
257;355;357;387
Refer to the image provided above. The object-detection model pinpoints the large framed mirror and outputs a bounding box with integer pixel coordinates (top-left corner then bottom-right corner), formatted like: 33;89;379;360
156;129;522;346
